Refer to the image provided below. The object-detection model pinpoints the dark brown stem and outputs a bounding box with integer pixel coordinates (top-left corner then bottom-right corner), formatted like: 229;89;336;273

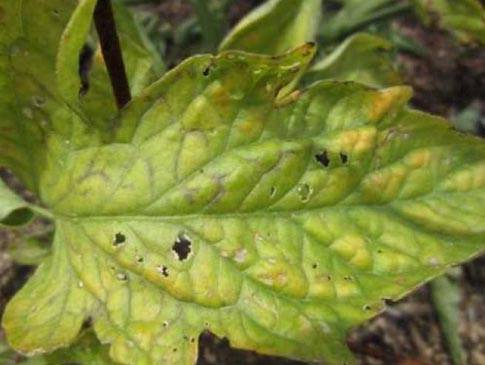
93;0;131;109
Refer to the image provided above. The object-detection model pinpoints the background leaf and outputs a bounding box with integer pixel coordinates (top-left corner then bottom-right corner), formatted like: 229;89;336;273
219;0;322;54
1;1;484;365
319;0;411;45
430;272;465;365
303;32;402;88
412;0;485;44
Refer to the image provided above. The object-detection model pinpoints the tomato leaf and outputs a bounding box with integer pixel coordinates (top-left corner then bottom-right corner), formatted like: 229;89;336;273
1;1;484;365
219;0;322;54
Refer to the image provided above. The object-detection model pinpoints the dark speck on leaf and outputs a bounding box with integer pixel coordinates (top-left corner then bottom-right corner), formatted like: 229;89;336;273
202;67;210;76
113;232;126;246
172;234;192;261
315;150;330;167
340;152;348;164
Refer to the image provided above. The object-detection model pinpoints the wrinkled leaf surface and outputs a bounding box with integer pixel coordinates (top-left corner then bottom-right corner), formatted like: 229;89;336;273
0;1;484;365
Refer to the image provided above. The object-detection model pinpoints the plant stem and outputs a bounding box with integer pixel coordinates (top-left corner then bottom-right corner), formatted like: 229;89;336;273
93;0;131;109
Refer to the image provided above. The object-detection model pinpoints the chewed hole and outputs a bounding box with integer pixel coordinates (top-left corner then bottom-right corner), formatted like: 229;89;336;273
312;263;318;269
158;265;169;277
136;255;144;263
340;152;348;164
315;150;330;167
79;44;94;97
297;183;313;202
202;67;211;76
113;232;126;246
172;234;192;261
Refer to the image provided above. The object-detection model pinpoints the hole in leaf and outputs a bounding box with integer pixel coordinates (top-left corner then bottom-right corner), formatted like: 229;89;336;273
79;44;94;97
202;66;211;76
340;152;348;164
315;150;330;167
312;263;318;269
344;275;353;281
116;272;128;281
297;183;313;202
113;232;126;246
1;208;33;226
135;255;144;263
172;234;192;261
363;304;372;311
159;265;169;277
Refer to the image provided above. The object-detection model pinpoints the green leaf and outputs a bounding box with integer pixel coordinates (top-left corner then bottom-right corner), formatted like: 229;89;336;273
190;0;231;51
43;330;117;365
0;179;34;226
219;0;322;54
56;0;98;105
1;1;485;365
0;0;163;191
303;32;402;88
319;0;411;44
3;233;96;355
430;272;465;365
412;0;485;44
1;330;116;365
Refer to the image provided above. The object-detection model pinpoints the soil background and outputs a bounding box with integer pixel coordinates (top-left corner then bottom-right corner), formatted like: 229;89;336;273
0;1;484;364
